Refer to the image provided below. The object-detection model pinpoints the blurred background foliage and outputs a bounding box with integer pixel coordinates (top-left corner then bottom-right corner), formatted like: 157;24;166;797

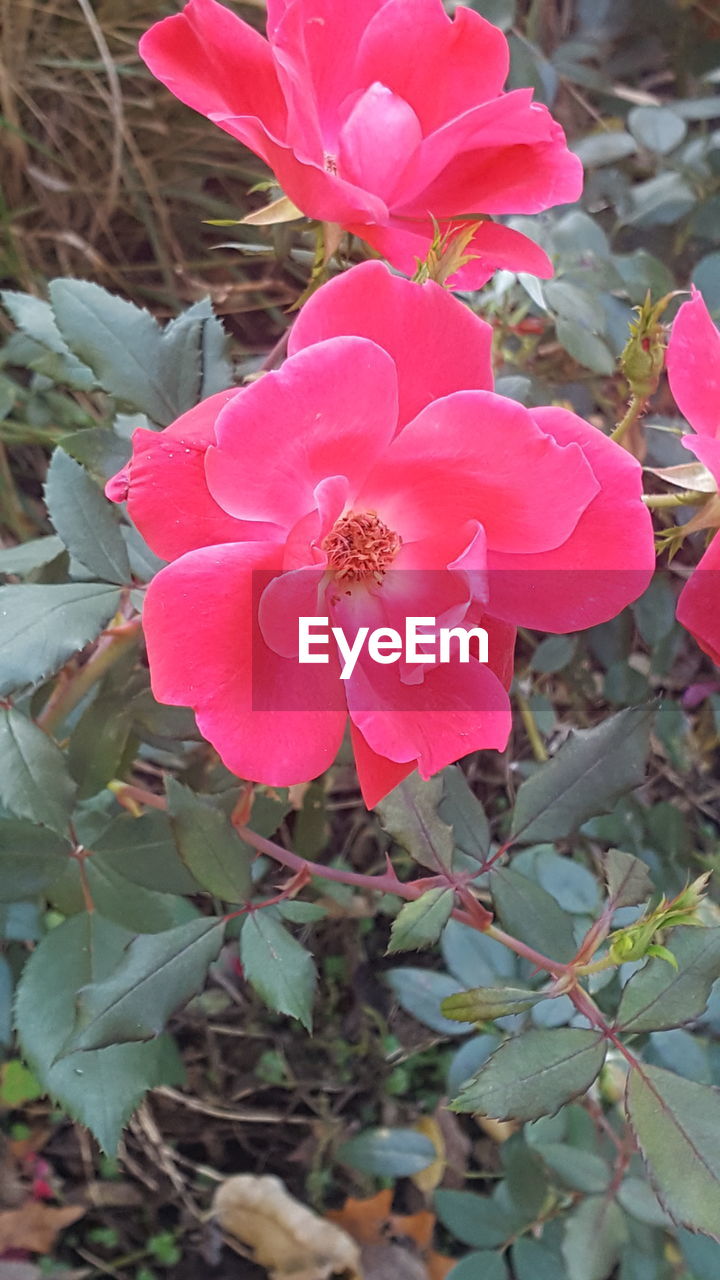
1;1;720;1278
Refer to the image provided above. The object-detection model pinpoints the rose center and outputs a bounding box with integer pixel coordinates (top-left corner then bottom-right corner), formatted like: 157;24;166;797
322;510;401;583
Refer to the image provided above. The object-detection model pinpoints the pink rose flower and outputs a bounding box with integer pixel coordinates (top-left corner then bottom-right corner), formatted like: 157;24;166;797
666;287;720;664
139;0;583;288
108;262;653;806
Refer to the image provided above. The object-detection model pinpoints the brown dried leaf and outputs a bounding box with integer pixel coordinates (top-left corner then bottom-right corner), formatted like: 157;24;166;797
212;1174;361;1280
0;1200;84;1254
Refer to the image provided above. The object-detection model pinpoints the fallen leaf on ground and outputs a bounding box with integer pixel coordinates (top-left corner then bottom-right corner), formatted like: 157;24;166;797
0;1200;84;1253
326;1192;454;1280
212;1174;361;1280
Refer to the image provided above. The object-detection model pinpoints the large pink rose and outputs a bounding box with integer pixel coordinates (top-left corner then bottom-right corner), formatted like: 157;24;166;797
108;263;653;806
666;288;720;664
139;0;583;289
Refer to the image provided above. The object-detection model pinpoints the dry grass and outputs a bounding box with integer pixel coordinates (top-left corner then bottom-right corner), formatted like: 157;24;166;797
0;0;294;341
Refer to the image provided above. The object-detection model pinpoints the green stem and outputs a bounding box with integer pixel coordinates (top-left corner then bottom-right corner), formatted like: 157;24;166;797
642;489;710;510
516;690;548;763
36;619;141;734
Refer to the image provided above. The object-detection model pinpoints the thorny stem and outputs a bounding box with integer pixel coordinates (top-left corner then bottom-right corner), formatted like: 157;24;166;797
610;392;647;447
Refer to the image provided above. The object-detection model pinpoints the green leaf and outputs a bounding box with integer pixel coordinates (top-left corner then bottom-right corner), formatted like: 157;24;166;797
447;1252;508;1280
49;282;231;426
1;290;95;390
167;778;253;903
676;1227;720;1280
387;888;455;954
0;582;121;696
240;911;315;1030
0;956;12;1047
628;106;687;154
491;867;578;964
61;426;132;485
602;848;653;910
438;765;490;866
385;967;474;1035
529;634;577;674
451;1030;607;1120
572;130;638;167
535;1142;611;1193
15;912;184;1152
510;705;654;843
61;916;226;1053
68;689;134;801
337;1127;435;1177
535;850;601;916
0;707;76;836
434;1189;520;1249
376;773;453;872
625;1064;720;1238
555;319;615;375
0;536;65;576
442;918;516;986
513;1239;568;1280
94;810;199;896
81;856;199;934
0;819;71;899
562;1196;628;1280
441;986;543;1023
617;927;720;1032
44;449;131;584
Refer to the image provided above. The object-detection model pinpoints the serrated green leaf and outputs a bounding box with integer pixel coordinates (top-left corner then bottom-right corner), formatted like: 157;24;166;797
337;1127;435;1177
0;707;76;836
0;819;71;899
1;290;95;389
0;582;121;696
451;1030;607;1120
491;867;578;964
438;765;490;866
602;848;653;910
510;706;654;844
625;1064;720;1238
441;985;543;1023
617;927;720;1032
49;282;230;426
45;449;131;584
167;777;253;903
0;536;65;576
60;426;133;484
376;773;453;871
562;1196;628;1280
387;888;454;954
15;912;184;1152
60;916;225;1054
240;911;315;1030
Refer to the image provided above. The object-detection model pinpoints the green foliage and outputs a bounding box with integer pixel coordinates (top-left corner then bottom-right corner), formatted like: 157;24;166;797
441;985;543;1022
387;888;455;953
0;582;121;696
61;916;226;1054
451;1030;607;1121
44;448;131;584
337;1126;436;1177
616;927;720;1032
166;778;253;903
510;705;655;843
0;706;76;835
15;912;184;1152
625;1065;720;1240
240;910;316;1030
